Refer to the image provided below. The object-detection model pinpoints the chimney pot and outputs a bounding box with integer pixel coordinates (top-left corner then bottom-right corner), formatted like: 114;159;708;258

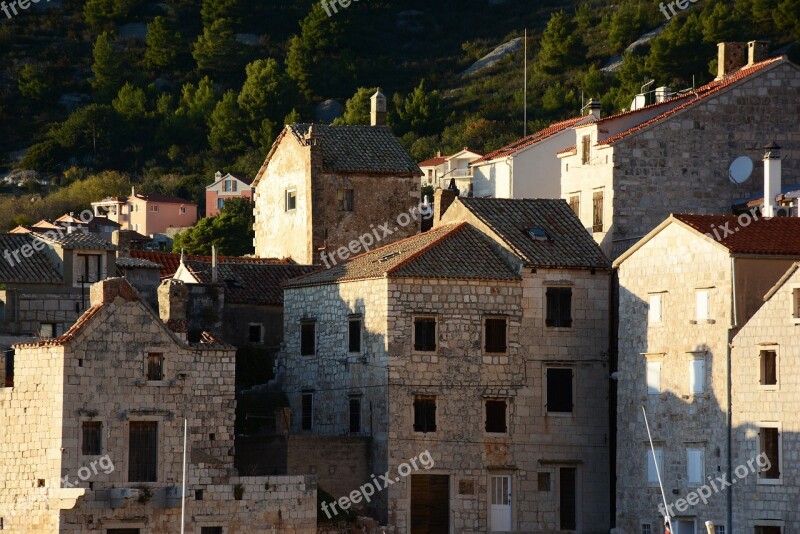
587;99;602;120
763;141;782;217
370;90;387;126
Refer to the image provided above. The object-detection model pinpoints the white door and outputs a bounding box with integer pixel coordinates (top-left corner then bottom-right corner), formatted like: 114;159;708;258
490;475;512;531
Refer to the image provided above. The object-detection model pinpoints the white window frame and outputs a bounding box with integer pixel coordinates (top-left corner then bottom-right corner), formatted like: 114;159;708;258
689;355;705;395
648;293;664;325
285;189;297;212
758;345;779;390
695;289;710;321
150;205;159;213
646;359;662;395
646;446;664;487
686;447;704;486
757;422;782;485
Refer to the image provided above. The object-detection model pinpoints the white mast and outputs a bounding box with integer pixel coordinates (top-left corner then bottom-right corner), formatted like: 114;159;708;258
523;28;527;137
181;418;187;534
642;406;674;534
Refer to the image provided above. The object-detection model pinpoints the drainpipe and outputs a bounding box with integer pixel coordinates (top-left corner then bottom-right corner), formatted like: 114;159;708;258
505;157;513;197
727;256;737;532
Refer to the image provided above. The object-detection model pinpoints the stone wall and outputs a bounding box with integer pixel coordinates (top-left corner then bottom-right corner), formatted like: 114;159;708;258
288;435;372;499
0;288;85;336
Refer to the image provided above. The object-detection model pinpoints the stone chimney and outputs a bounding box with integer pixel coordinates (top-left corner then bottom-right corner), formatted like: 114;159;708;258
747;41;769;66
90;277;139;307
112;230;132;258
158;279;189;340
587;99;602;120
211;245;218;284
654;87;671;103
763;141;782;218
433;188;457;224
716;42;747;79
370;90;387;126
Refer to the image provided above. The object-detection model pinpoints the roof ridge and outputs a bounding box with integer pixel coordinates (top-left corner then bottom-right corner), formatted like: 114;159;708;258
386;222;468;275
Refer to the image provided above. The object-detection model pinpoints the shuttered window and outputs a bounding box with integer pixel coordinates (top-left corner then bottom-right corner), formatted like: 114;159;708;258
146;352;163;381
592;190;604;233
647;361;662;395
760;350;777;386
546;288;572;328
413;396;436;433
484;317;507;353
646;447;663;484
759;427;780;479
581;135;591;164
128;421;157;482
82;421;103;456
689;359;705;394
413;317;437;352
485;399;507;433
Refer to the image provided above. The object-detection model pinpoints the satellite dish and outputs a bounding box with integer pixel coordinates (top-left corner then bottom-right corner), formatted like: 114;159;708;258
729;156;753;184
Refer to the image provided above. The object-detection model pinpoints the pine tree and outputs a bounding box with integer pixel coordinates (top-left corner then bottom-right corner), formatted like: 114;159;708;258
333;87;378;126
538;11;585;74
91;32;122;101
145;16;180;71
192;19;243;76
208;90;248;156
396;80;443;136
237;59;290;132
112;83;147;122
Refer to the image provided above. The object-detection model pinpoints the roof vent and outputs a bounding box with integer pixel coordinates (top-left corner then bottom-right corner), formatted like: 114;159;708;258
377;252;400;263
526;228;549;241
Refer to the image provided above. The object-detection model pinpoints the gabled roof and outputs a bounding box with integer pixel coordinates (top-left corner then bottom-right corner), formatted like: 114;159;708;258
207;173;254;189
455;197;611;269
132;193;195;205
32;231;116;251
129;250;293;278
418;155;447;167
180;261;319;305
286;223;520;288
253;124;422;186
599;56;789;146
0;234;62;284
471;115;588;165
615;214;800;267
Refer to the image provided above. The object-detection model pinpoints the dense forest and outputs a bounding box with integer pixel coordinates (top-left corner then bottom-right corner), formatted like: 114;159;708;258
0;0;797;230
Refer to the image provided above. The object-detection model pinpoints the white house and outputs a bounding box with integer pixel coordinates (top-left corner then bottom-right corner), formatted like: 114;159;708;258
418;148;482;193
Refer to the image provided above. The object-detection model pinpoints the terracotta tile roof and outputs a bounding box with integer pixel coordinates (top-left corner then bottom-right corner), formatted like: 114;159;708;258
13;304;103;348
599;56;787;145
457;197;611;269
557;145;577;156
181;260;319;305
133;193;196;205
129;250;294;278
471;116;588;165
418;156;448;167
287;223;520;287
0;234;62;284
674;213;800;255
31;230;116;251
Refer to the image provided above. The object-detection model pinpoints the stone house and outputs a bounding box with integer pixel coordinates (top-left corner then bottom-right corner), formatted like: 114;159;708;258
205;171;254;217
0;277;316;533
558;43;800;259
728;262;800;533
613;213;800;534
470;102;599;200
252;108;422;265
278;197;611;533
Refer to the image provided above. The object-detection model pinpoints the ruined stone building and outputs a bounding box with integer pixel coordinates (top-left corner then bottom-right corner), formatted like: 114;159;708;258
0;278;316;533
277;196;611;533
614;213;800;534
558;43;800;259
252;97;422;264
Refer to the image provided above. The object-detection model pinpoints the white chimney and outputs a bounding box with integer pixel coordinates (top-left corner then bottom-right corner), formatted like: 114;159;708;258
370;90;387;126
215;170;223;180
654;86;671;103
587;99;601;120
763;141;781;217
211;244;218;284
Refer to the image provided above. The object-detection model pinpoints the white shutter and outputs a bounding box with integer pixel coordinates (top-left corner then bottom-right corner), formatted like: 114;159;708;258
647;361;662;394
649;295;662;324
696;290;709;320
687;448;704;484
647;448;663;484
689;359;705;394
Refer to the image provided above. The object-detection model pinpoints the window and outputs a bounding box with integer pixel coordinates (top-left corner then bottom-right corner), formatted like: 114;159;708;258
301;393;313;431
793;288;800;320
559;467;577;530
413;316;437;352
646;447;664;485
82;421;103;455
128;421;158;482
760;350;777;386
300;321;315;356
4;351;13;388
546;367;573;413
349;396;361;434
413;396;436;432
248;324;263;343
537;472;551;491
75;254;103;284
338;189;354;211
348;317;361;353
641;524;652;534
647;361;662;395
217;198;225;210
545;287;572;328
285;189;296;211
715;527;726;534
687;448;704;485
201;528;223;534
592;190;604;233
649;294;663;324
485;399;507;433
696;289;710;320
146;352;163;381
180;207;187;214
223;180;237;192
150;205;159;212
484;317;507;353
581;135;591;164
39;322;58;338
568;194;580;217
689;358;705;394
755;527;781;534
759;426;781;481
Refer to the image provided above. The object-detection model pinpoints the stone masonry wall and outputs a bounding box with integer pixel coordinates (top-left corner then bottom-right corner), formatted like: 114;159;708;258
287;435;372;499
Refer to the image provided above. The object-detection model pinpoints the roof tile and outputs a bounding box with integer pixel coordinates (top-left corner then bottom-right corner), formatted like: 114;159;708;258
675;214;800;256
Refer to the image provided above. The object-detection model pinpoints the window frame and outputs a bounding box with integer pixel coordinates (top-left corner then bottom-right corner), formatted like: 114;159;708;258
792;285;800;324
648;293;663;325
81;420;103;456
338;188;354;212
485;398;508;434
758;423;782;484
348;316;362;354
150;205;159;213
301;392;314;431
412;315;437;353
581;135;591;165
688;355;705;395
759;347;779;389
285;189;297;212
145;352;164;382
127;420;158;483
646;446;664;487
545;366;574;415
686;447;705;486
484;316;508;354
695;289;711;321
592;189;604;233
74;253;104;287
413;395;437;433
545;287;572;328
300;320;316;356
646;360;662;395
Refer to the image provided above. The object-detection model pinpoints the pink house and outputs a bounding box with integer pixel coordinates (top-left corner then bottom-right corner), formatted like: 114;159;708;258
205;171;254;217
91;188;198;237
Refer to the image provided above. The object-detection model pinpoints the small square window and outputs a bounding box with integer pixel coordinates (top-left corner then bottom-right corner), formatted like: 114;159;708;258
180;207;187;214
537;472;551;491
413;396;436;433
484;317;507;353
545;288;572;328
641;524;652;534
546;367;573;413
146;352;163;381
39;323;58;338
301;393;313;431
760;350;777;386
348;317;361;353
349;396;361;434
300;321;316;356
485;399;507;433
248;324;263;344
82;421;103;456
338;189;354;211
715;527;725;534
413;316;437;352
285;189;297;211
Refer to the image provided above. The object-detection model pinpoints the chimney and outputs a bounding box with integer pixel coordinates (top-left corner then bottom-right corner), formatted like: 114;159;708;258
747;40;769;66
763;141;781;217
90;277;139;307
112;230;132;257
654;87;671;103
433;188;457;225
370;90;387;126
211;245;218;284
716;42;747;79
587;99;602;120
158;279;189;340
215;170;222;180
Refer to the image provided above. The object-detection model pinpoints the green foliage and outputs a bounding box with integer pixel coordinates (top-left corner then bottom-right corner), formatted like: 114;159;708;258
50;104;122;166
17;64;48;101
394;80;444;136
538;10;586;73
201;0;241;26
145;16;180;71
112;83;147;121
172;197;254;256
91;32;122;101
238;58;290;144
193;19;244;76
208;90;248;156
84;0;133;29
333;87;379;126
606;1;659;53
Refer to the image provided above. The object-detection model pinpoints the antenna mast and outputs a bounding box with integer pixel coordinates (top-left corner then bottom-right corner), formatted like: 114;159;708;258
523;28;528;137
